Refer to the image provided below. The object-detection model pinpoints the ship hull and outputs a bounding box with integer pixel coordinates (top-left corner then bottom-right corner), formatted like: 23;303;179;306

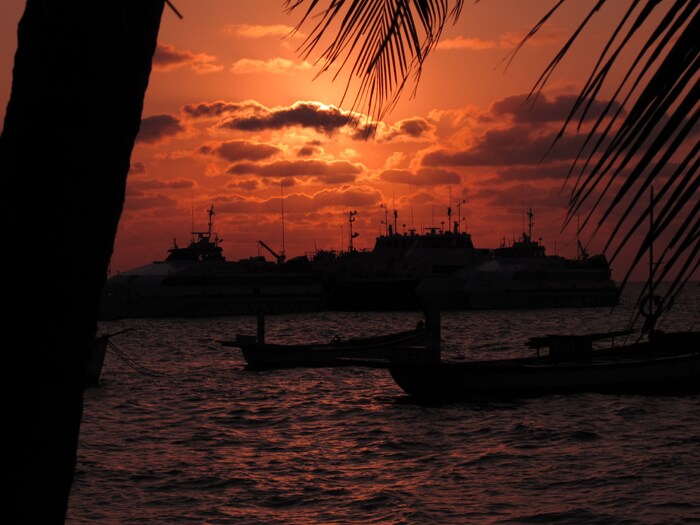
101;261;325;319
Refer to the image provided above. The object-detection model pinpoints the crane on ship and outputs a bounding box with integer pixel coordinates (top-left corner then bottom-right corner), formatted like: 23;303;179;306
258;240;286;265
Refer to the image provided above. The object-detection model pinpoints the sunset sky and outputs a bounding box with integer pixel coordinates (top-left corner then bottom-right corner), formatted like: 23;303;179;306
0;1;673;279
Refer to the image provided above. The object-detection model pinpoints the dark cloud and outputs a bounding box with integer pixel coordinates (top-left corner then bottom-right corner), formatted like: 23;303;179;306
226;179;261;191
379;167;461;186
304;186;382;210
228;159;362;184
129;162;146;175
216;186;381;216
350;123;378;141
184;100;379;138
280;177;296;187
276;186;382;214
124;194;178;211
221;101;360;134
490;93;622;124
423;127;596;167
200;140;280;162
152;43;222;73
153;43;193;68
380;117;434;142
495;163;570;181
182;100;263;119
297;145;322;157
129;179;197;191
137;114;184;144
473;184;565;210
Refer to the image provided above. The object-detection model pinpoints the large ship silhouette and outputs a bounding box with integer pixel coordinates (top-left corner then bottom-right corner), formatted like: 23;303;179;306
102;206;618;318
322;207;618;310
101;206;324;318
454;209;619;309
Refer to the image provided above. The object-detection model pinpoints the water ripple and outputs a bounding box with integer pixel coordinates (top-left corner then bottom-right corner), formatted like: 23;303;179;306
68;289;700;524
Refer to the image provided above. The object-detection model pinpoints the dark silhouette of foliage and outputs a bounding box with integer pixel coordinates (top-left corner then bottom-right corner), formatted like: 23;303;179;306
521;0;699;308
286;0;464;120
289;0;699;306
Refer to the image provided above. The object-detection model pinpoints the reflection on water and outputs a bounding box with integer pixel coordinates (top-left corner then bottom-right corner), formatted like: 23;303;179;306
67;283;700;524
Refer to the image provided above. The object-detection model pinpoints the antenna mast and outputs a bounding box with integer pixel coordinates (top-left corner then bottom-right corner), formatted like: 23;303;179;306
280;181;286;258
190;193;195;243
380;203;389;236
347;210;358;251
207;204;215;238
457;198;466;233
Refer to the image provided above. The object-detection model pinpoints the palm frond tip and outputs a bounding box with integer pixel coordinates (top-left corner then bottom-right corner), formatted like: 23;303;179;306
286;0;464;121
524;0;699;305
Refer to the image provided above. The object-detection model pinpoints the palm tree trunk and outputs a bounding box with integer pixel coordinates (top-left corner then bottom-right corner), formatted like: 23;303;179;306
1;1;164;520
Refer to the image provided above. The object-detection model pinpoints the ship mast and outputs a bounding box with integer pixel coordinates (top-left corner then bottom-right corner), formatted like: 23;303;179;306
280;181;286;259
456;198;466;233
380;203;389;236
347;210;358;251
207;205;215;238
191;194;196;244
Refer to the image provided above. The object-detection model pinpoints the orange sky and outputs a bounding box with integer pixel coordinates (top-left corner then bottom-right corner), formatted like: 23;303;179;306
0;1;680;280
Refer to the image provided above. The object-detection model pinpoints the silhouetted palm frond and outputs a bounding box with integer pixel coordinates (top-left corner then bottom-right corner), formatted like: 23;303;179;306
521;0;699;304
289;0;698;311
285;0;464;120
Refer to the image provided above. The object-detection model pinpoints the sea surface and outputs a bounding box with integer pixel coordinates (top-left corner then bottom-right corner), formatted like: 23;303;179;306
68;284;700;524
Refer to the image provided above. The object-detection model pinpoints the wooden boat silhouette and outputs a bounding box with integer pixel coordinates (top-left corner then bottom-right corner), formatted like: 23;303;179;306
221;313;438;369
389;189;698;399
388;330;700;399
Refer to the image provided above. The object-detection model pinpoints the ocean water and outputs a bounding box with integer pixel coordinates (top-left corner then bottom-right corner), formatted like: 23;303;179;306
68;284;700;524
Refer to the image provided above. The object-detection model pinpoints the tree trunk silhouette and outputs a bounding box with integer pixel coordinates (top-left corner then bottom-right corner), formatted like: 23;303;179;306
1;1;164;521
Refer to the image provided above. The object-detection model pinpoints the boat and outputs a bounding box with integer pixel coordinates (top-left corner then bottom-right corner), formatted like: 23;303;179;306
453;209;619;309
221;313;439;369
389;197;697;399
388;329;700;399
101;206;325;318
322;207;618;311
319;208;495;310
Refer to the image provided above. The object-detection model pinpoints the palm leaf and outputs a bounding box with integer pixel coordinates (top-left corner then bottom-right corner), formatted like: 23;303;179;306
520;0;700;309
286;0;464;121
288;0;699;316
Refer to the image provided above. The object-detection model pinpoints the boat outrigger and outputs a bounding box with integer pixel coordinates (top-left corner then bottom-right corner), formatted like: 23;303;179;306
221;312;440;369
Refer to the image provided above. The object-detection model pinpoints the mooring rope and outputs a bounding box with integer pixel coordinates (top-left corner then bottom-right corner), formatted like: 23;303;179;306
108;340;163;377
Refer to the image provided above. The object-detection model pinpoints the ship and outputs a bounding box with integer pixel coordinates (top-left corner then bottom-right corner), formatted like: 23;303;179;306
325;208;618;311
100;206;324;319
102;205;619;318
313;205;488;310
451;209;619;309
